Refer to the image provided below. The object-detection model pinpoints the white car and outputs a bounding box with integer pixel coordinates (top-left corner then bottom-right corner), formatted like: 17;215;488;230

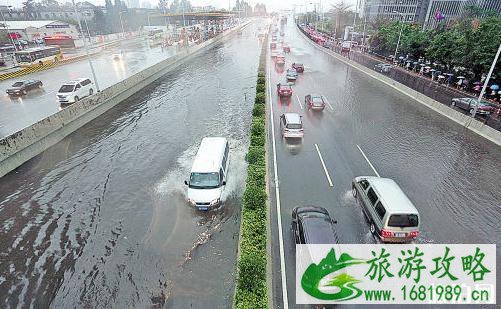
57;78;95;104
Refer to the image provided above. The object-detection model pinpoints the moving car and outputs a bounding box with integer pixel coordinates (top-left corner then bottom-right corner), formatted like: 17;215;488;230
56;78;95;105
280;113;304;138
292;63;304;73
450;97;495;115
282;44;290;53
286;68;298;81
292;206;338;244
184;137;229;211
270;42;277;49
305;94;326;111
6;79;43;96
276;54;285;65
352;176;420;243
271;50;279;58
276;83;293;97
374;63;392;73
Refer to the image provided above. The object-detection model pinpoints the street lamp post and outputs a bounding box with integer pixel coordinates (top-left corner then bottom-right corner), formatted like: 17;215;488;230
72;0;100;92
0;7;18;51
471;43;501;118
393;11;405;62
118;11;126;38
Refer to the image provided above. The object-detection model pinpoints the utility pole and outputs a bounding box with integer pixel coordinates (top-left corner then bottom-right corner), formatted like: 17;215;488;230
1;7;18;52
393;11;404;61
73;0;100;91
472;43;501;118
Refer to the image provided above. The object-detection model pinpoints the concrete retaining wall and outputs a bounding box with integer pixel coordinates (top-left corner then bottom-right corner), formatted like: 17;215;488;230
0;22;250;178
297;28;501;147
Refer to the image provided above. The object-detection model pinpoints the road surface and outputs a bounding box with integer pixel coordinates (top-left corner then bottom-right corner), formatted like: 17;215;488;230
0;21;263;308
0;38;175;138
268;18;500;308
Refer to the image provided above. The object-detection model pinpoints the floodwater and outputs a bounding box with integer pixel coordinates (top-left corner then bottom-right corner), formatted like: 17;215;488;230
0;22;262;308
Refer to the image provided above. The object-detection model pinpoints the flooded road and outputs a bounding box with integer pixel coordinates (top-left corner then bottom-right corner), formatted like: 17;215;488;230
0;22;262;308
268;18;501;307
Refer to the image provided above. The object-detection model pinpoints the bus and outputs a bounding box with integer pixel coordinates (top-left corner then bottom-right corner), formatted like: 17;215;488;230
14;46;63;67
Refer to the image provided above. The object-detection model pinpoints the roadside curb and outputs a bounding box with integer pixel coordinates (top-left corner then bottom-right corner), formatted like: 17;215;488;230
297;26;501;146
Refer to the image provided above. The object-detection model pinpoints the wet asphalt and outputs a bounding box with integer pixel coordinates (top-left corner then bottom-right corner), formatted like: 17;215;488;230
268;18;500;308
0;38;177;138
0;21;264;308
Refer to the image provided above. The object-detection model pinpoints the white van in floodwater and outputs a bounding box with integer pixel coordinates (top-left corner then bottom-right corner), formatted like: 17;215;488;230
184;137;229;211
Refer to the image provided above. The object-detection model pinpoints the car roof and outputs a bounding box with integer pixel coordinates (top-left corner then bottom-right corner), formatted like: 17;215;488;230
64;78;88;85
302;216;337;244
284;113;301;124
191;137;228;173
364;177;419;214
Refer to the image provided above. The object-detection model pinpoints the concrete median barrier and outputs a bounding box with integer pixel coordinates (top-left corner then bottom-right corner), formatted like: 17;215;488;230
0;21;250;178
297;26;501;146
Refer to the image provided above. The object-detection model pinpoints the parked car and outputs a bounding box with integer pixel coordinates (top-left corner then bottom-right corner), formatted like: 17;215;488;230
286;68;298;81
6;79;43;96
305;94;326;111
280;113;304;138
292;206;338;244
352;176;420;243
276;83;293;97
292;63;304;73
450;97;495;115
57;78;95;105
0;57;5;66
374;63;392;73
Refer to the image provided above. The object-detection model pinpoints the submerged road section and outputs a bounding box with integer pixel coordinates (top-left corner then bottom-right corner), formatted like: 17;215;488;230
0;22;263;308
268;18;501;308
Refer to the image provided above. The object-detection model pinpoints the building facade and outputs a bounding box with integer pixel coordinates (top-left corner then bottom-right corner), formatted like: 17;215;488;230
360;0;429;23
423;0;501;29
1;20;79;41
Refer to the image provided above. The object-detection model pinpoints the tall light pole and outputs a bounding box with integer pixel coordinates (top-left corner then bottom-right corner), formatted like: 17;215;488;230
393;11;405;61
351;0;359;41
471;43;501;118
73;0;100;91
118;11;126;38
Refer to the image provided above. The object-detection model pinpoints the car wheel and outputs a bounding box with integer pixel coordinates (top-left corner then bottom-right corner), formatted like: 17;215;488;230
22;90;27;95
352;185;357;198
469;108;474;115
451;101;455;107
89;89;94;95
74;96;79;102
38;82;43;88
370;222;376;235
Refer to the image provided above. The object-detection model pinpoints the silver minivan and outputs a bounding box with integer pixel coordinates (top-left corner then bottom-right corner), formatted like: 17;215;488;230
352;176;420;243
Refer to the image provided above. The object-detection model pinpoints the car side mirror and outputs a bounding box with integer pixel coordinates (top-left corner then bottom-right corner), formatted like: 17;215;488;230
222;181;227;185
184;180;189;186
332;219;338;224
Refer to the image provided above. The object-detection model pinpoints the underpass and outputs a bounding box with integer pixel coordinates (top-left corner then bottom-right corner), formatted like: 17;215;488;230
0;21;262;308
268;17;500;308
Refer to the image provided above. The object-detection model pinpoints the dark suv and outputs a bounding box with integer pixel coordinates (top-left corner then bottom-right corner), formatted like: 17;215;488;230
291;206;338;244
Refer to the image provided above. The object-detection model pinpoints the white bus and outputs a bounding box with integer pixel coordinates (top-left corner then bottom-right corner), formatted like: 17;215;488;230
15;46;62;67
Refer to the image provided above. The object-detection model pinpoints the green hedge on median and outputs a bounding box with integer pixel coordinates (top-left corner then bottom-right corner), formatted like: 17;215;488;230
234;29;270;309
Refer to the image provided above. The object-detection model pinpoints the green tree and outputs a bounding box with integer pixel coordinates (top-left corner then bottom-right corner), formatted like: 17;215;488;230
426;28;467;69
327;1;354;38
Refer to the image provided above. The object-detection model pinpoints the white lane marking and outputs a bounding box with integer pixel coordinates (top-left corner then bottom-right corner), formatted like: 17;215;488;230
314;144;334;187
322;95;334;111
268;57;289;309
294;93;303;110
356;145;381;177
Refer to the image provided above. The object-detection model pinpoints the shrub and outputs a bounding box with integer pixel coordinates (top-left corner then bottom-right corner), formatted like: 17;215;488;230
256;83;266;93
243;184;266;211
237;250;266;291
247;164;266;187
251;118;265;136
246;146;265;166
250;133;265;147
257;76;265;84
252;103;265;117
255;92;265;105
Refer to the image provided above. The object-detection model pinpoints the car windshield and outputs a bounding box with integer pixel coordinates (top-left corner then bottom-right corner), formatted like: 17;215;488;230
387;214;419;228
58;85;75;93
12;82;24;87
312;96;323;104
189;172;220;189
286;123;302;129
303;217;337;244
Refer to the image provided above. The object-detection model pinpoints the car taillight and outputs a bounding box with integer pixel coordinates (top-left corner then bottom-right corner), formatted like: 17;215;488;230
380;229;393;238
409;231;419;238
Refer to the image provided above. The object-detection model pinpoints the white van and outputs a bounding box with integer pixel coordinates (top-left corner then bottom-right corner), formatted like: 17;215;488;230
184;137;229;211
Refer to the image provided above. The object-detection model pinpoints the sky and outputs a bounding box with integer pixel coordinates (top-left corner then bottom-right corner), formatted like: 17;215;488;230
5;0;360;12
